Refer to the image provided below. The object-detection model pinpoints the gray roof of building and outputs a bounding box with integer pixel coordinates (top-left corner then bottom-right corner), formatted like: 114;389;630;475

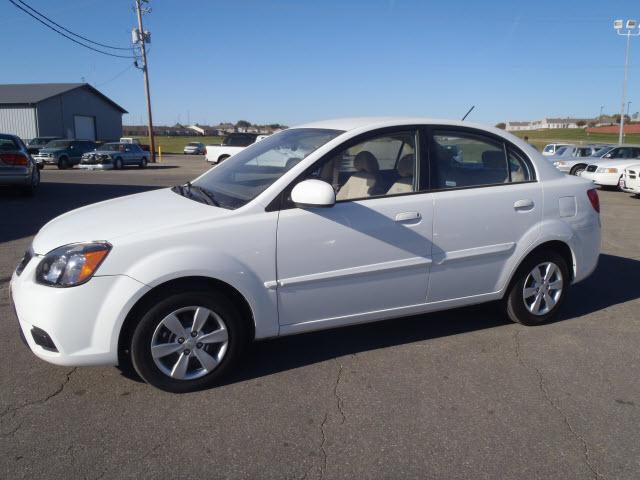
0;83;127;113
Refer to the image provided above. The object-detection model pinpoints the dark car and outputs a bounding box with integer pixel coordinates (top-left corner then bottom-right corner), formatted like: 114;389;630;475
32;139;97;169
26;136;64;159
0;133;40;195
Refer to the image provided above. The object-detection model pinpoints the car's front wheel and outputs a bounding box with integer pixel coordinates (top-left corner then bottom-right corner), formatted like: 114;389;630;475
139;157;147;168
504;250;569;326
570;164;587;176
130;290;249;392
114;157;123;170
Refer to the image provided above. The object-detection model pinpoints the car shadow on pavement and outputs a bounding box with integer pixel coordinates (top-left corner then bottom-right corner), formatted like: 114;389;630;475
0;182;160;243
217;253;640;388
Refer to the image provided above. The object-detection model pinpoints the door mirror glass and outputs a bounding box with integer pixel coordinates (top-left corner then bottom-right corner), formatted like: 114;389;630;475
291;179;335;208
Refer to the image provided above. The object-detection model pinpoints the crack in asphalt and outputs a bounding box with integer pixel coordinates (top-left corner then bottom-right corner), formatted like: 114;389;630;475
0;367;77;423
513;331;604;480
334;361;345;425
318;412;329;480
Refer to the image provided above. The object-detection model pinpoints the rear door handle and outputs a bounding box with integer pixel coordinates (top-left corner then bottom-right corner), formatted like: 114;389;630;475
395;211;421;222
514;199;535;211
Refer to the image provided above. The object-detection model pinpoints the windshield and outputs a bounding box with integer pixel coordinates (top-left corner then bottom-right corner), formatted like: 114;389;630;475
30;138;54;145
187;142;201;146
555;146;568;155
592;146;613;157
101;143;124;151
189;128;343;209
47;140;72;148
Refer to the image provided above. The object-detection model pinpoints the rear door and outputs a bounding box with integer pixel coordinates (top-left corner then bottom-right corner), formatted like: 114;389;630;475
426;127;542;303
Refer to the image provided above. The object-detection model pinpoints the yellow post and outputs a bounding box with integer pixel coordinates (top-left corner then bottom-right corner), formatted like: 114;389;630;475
158;145;162;163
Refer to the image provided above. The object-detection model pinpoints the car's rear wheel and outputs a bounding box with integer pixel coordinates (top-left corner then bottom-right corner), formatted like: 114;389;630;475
570;164;587;176
504;250;569;326
57;156;69;170
21;167;40;196
139;157;147;168
218;155;230;164
130;290;249;392
114;157;123;170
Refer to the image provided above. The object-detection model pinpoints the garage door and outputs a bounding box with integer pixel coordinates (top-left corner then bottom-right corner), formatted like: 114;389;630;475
74;115;96;140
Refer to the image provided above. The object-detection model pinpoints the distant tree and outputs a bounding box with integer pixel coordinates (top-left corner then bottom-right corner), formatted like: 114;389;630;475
236;120;251;128
587;121;597;127
495;122;506;129
576;120;587;127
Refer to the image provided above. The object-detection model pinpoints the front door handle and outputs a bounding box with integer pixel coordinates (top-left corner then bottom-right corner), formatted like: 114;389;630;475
395;211;421;222
514;199;535;211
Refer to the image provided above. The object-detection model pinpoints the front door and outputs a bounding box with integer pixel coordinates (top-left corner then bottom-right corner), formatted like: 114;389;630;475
275;128;434;328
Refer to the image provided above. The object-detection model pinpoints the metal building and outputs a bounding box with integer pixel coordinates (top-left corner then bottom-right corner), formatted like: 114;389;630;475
0;83;127;141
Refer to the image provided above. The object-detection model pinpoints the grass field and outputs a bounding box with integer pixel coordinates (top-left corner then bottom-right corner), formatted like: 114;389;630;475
510;128;640;150
134;136;223;154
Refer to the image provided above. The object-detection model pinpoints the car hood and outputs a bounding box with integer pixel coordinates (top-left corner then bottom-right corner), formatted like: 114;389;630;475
37;148;67;154
32;188;229;254
85;150;116;155
587;159;640;168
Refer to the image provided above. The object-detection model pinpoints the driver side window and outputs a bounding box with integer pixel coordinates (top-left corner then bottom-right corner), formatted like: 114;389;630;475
303;131;417;202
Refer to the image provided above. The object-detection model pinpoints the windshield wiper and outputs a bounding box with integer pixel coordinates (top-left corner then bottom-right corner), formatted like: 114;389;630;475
186;182;221;207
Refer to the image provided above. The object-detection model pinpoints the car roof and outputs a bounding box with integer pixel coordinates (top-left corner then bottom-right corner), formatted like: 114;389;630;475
296;116;508;133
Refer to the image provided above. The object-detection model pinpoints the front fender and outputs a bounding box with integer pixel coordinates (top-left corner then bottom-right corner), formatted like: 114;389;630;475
120;246;279;339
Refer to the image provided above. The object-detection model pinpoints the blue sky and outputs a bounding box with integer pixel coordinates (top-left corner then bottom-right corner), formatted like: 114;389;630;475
1;0;639;126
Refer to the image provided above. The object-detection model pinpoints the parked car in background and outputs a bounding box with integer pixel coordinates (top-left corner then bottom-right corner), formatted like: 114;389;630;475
542;143;571;156
0;133;40;195
183;142;206;155
79;142;149;170
120;137;150;152
580;148;640;188
11;118;601;392
552;145;615;175
205;133;268;164
26;136;64;158
620;164;640;194
33;139;96;169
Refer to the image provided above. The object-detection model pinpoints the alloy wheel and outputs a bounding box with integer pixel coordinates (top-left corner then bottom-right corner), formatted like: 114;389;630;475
522;262;564;316
150;306;229;380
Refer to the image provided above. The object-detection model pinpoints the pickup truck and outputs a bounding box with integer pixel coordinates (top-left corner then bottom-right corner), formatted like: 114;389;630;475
205;133;268;164
120;137;151;152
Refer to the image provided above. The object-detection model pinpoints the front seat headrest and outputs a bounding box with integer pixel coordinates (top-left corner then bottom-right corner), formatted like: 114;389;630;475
397;154;414;177
285;157;301;169
353;151;379;173
482;150;505;169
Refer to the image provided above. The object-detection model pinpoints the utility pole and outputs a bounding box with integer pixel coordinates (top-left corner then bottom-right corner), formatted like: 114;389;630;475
614;19;640;145
134;0;155;162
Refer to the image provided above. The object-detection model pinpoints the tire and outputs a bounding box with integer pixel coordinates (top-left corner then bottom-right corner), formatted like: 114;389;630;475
57;156;69;170
570;164;587;176
217;155;230;164
504;250;569;326
20;167;40;196
139;157;147;169
114;157;123;170
130;289;250;393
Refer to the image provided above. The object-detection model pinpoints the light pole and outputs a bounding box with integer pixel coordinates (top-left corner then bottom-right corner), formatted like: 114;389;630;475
614;19;640;144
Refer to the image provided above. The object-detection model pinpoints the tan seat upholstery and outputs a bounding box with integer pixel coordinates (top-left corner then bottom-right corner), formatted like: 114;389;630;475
386;154;414;194
336;151;379;201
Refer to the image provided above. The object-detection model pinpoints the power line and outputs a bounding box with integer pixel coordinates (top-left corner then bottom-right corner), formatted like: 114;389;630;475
8;0;137;59
15;0;132;50
95;62;137;87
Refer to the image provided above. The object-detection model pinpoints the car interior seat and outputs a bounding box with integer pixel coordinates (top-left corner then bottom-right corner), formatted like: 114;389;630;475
336;151;380;201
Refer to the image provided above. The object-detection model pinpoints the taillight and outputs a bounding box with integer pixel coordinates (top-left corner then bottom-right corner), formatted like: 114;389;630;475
587;188;600;213
0;153;28;166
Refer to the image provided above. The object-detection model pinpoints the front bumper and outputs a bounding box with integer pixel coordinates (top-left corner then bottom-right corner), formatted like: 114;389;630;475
34;155;57;165
10;256;150;367
580;171;621;186
79;163;113;170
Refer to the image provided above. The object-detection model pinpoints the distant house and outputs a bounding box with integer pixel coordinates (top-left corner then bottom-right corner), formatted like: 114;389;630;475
0;83;127;141
505;117;590;132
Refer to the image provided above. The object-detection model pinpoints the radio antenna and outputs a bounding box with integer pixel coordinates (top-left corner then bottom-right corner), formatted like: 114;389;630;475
461;105;475;121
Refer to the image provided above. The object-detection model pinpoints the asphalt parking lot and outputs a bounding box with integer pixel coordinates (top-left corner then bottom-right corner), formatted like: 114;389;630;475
1;155;639;479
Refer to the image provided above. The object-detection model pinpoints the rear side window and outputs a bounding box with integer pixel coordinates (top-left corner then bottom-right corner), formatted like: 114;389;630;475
508;149;533;183
431;132;509;189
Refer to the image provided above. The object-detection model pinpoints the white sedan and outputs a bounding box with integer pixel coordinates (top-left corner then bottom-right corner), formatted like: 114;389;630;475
11;118;601;392
579;158;640;188
620;164;640;194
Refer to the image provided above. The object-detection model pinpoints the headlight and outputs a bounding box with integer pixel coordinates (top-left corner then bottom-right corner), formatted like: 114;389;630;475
554;161;564;166
596;167;618;173
35;242;111;287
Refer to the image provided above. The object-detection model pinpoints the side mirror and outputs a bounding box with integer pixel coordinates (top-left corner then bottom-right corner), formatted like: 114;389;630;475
604;153;612;158
291;179;335;208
